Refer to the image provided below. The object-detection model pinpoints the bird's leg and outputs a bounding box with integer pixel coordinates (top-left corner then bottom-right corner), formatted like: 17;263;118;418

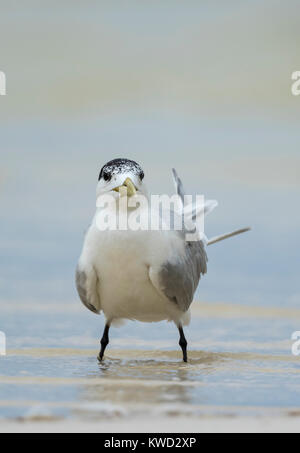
178;325;188;362
98;323;110;361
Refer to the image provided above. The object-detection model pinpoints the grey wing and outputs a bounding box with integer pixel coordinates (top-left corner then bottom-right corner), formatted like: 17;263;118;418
75;265;101;314
151;240;207;312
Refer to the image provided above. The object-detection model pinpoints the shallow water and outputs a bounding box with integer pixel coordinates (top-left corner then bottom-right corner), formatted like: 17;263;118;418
0;0;300;430
1;302;300;423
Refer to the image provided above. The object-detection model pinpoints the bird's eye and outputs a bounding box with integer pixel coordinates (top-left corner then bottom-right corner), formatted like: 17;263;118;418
140;171;144;180
103;172;111;182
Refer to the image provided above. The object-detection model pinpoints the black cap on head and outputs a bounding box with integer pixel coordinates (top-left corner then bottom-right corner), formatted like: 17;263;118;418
98;158;144;182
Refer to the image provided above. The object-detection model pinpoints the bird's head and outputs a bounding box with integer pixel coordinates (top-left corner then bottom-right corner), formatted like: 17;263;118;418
96;158;147;199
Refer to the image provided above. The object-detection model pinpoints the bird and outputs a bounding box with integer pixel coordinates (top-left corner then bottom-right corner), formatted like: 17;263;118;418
76;158;250;362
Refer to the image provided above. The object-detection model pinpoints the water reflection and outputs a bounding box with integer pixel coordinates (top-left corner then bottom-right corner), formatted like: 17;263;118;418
77;350;228;410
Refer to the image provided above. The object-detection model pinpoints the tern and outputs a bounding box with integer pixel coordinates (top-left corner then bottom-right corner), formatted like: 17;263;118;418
76;158;250;362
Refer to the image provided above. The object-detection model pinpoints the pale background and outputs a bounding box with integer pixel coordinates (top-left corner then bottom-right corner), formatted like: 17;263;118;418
0;0;300;428
0;0;299;308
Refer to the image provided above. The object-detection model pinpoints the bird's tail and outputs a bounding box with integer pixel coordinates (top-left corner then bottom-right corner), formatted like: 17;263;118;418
171;168;251;244
171;168;218;220
207;227;251;245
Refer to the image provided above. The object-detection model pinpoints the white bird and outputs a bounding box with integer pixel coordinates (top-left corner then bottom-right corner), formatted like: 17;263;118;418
76;158;250;362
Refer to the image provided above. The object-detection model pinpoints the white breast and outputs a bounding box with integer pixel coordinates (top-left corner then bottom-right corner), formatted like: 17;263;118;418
82;214;186;324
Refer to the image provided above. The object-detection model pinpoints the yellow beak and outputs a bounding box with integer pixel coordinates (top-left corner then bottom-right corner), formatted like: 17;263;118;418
113;177;137;197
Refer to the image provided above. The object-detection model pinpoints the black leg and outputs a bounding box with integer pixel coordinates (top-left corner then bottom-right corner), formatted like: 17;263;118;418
178;325;188;362
98;323;110;361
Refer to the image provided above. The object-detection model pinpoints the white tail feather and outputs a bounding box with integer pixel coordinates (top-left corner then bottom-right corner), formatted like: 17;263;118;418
207;227;251;245
171;169;250;245
172;168;218;219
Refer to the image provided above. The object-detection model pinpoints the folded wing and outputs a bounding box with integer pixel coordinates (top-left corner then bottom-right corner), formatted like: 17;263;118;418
75;262;101;314
149;240;207;313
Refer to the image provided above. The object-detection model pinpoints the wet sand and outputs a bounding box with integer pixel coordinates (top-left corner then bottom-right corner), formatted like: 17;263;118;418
2;415;300;433
1;302;300;432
